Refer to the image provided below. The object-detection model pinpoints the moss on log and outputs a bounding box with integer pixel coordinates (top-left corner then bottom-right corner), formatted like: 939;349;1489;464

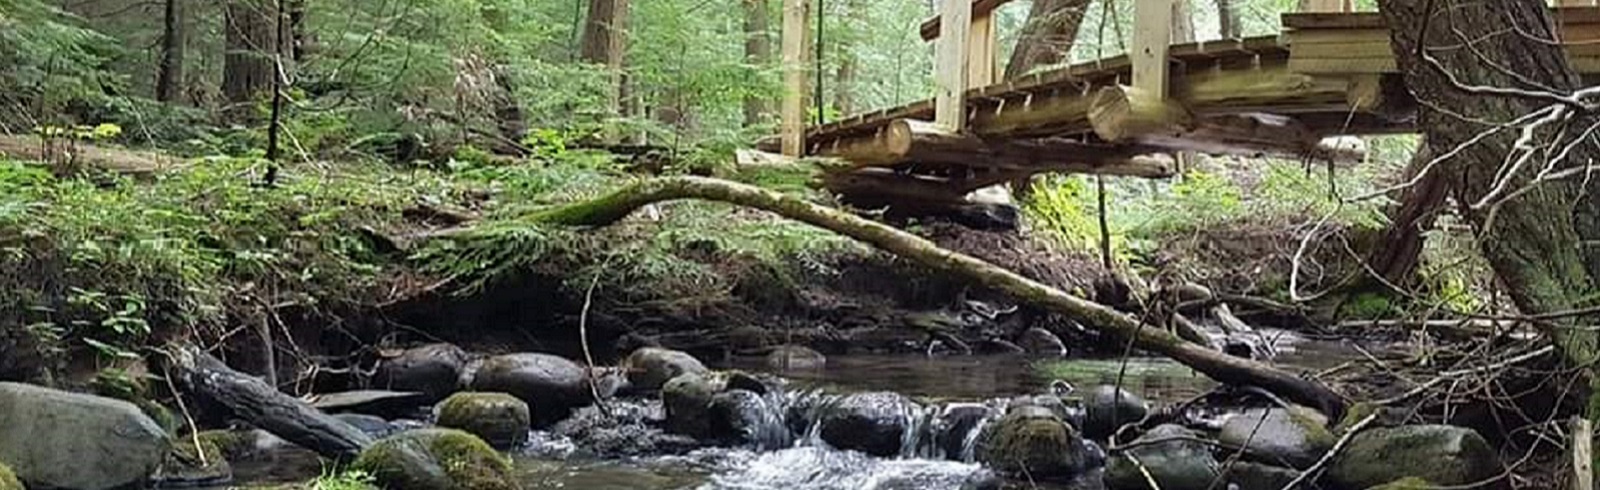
522;176;1345;416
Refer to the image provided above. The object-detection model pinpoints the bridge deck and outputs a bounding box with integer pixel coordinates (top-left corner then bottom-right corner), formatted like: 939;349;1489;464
766;9;1600;210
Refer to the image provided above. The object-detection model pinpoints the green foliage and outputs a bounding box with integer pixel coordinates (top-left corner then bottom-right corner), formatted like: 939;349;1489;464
1025;176;1114;252
1341;292;1396;320
312;468;377;490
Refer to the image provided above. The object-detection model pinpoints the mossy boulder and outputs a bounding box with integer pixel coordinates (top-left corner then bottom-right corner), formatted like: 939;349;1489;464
622;347;707;393
435;393;530;449
1217;405;1334;469
1222;461;1299;490
0;462;21;490
353;429;517;490
90;369;178;434
1105;424;1221;490
196;430;258;460
1327;425;1498;489
975;406;1095;480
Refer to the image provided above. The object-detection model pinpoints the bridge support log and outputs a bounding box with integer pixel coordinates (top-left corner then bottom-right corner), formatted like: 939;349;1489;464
1089;85;1364;162
818;119;1176;177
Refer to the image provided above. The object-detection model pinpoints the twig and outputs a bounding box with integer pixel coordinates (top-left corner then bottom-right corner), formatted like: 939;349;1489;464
579;270;611;416
1277;412;1378;490
162;366;208;467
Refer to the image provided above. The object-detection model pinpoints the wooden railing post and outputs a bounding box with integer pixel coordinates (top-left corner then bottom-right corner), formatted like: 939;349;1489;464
1131;0;1173;97
780;0;809;156
934;0;972;131
967;11;997;88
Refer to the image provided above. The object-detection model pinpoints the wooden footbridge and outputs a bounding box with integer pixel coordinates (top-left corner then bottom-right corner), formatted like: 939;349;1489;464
760;0;1600;209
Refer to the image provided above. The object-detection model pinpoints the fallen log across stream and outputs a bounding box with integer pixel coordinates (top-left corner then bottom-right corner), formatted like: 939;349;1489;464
512;176;1347;417
167;344;373;460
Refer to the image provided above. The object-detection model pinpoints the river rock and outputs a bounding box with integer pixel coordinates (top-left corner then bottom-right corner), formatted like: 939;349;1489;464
818;391;920;457
1019;328;1068;355
375;343;471;402
623;347;707;393
1222;461;1299;490
765;344;827;370
551;400;699;457
709;389;789;449
1104;424;1221;490
1327;425;1499;489
469;353;592;426
435;392;531;449
311;390;431;418
0;382;171;490
353;428;516;490
976;408;1096;480
1218;405;1334;469
933;403;993;460
663;371;728;438
1366;477;1433;489
1083;385;1149;440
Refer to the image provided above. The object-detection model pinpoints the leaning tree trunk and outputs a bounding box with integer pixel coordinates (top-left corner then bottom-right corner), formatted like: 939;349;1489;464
1379;0;1600;417
156;0;185;103
513;176;1346;415
168;344;372;460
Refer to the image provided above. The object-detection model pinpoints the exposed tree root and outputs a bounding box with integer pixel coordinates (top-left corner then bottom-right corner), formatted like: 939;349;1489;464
515;176;1346;416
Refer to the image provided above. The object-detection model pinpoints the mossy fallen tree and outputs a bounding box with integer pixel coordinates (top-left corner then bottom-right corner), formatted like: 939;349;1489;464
516;176;1345;416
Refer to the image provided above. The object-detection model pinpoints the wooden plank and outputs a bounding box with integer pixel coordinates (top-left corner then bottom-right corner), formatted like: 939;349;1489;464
1288;57;1397;74
968;12;997;88
1282;12;1385;29
919;0;1011;40
934;0;972;130
1132;0;1174;96
780;0;807;156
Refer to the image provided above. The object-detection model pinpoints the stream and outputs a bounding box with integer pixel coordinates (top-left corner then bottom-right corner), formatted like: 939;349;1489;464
228;333;1370;490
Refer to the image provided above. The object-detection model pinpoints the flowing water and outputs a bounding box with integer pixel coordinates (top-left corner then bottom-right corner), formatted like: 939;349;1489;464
228;333;1367;490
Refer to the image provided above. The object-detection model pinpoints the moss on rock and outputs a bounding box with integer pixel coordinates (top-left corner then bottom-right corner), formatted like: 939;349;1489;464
0;462;22;490
435;392;530;449
152;438;232;486
975;408;1091;480
353;428;516;490
1365;477;1432;490
196;430;257;460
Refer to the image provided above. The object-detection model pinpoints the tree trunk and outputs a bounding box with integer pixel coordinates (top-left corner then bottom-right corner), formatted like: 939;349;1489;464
1217;0;1240;39
1170;0;1193;45
1003;0;1090;80
223;0;276;111
156;0;185;103
580;0;629;117
1363;140;1443;289
513;176;1346;416
743;0;773;126
1379;0;1600;418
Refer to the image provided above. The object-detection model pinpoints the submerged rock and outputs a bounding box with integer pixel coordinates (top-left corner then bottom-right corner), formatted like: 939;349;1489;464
1104;424;1221;490
0;382;171;490
765;344;827;370
1018;328;1068;356
375;343;471;402
353;428;517;490
1083;385;1148;440
335;413;401;439
1217;405;1334;469
975;408;1096;481
1327;425;1499;489
435;392;531;449
469;353;593;426
623;347;708;393
818;391;921;457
